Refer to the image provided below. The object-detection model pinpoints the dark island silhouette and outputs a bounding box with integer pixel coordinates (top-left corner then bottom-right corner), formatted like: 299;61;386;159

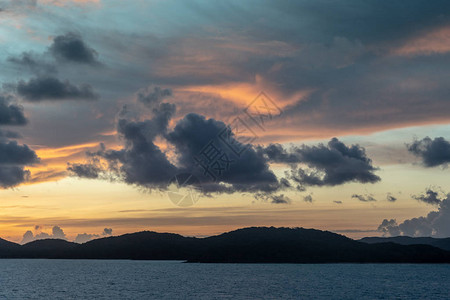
1;227;450;263
360;236;450;251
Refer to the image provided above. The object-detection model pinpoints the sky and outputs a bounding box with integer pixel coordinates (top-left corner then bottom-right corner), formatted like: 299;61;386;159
1;0;450;244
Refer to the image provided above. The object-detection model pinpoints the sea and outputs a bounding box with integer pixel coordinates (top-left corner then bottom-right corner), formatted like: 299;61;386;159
0;260;448;299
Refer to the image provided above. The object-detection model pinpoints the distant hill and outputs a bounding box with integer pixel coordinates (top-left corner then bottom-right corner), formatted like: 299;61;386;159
76;231;198;260
360;236;450;251
187;227;450;263
19;239;79;258
0;237;21;257
1;227;450;263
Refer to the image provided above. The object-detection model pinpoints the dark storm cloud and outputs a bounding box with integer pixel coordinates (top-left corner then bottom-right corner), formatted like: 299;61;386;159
70;85;382;195
16;76;98;101
351;194;376;202
7;52;36;66
113;111;280;192
0;166;31;189
167;113;280;193
378;187;450;237
49;32;100;65
0;141;39;188
70;87;283;194
253;192;291;204
412;187;444;205
82;101;178;187
138;86;172;108
386;193;397;202
0;94;39;188
7;32;98;77
303;194;313;203
67;162;101;179
408;137;450;167
6;33;100;106
377;219;401;236
111;105;177;186
271;194;291;204
261;138;380;188
0;95;27;125
7;52;57;74
0;130;21;141
78;118;380;195
258;143;299;164
378;194;450;237
0;141;39;165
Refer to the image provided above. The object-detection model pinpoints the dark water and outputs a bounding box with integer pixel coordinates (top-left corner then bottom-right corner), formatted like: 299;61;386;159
0;260;448;299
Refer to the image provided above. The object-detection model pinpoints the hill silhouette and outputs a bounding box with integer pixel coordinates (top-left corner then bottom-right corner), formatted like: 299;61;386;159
0;237;21;257
1;227;450;263
360;236;450;251
20;239;78;259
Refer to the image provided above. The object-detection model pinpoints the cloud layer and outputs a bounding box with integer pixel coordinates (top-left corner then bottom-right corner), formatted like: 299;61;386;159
17;76;98;102
0;95;39;187
259;138;381;189
21;226;113;244
412;187;446;205
408;137;450;167
21;225;67;244
0;95;27;125
378;189;450;237
49;32;100;65
68;87;382;200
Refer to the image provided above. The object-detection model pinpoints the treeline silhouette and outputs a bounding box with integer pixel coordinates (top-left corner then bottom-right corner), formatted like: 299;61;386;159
1;227;450;263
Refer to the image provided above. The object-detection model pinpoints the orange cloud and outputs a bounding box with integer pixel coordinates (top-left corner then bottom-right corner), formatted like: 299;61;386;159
35;142;99;160
179;80;311;109
393;26;450;56
23;142;102;185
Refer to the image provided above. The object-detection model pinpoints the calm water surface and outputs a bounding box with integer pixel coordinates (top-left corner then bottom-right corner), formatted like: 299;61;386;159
0;260;448;299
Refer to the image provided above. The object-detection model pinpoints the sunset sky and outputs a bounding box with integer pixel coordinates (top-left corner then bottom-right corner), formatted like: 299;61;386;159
1;0;450;244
